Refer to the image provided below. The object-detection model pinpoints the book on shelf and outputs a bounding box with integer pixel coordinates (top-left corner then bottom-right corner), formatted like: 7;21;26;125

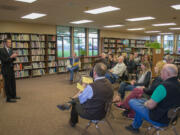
32;56;44;61
48;61;57;67
49;68;56;74
58;67;67;72
47;35;56;41
14;64;23;71
14;56;28;63
0;34;7;40
15;49;29;56
31;42;45;48
48;42;56;48
32;69;45;76
32;62;45;69
31;49;45;55
48;49;56;55
31;35;45;41
15;70;29;78
12;42;29;48
48;56;55;61
12;34;30;41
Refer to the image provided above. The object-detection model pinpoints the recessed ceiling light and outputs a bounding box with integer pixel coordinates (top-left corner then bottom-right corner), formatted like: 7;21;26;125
171;4;180;10
84;6;120;14
145;31;160;33
159;33;173;35
15;0;36;3
169;27;180;30
152;23;176;26
21;13;46;19
127;28;145;31
126;16;155;22
104;25;124;28
70;20;93;24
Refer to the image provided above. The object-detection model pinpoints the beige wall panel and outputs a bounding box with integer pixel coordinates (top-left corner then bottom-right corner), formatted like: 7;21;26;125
0;21;56;34
100;30;150;40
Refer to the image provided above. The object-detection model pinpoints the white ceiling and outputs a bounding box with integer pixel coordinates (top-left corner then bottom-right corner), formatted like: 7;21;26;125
0;0;180;35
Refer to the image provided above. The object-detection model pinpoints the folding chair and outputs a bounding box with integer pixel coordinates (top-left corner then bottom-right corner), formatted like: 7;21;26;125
145;107;180;135
81;100;115;135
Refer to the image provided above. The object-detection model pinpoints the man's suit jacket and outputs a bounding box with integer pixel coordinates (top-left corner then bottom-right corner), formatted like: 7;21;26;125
0;47;15;76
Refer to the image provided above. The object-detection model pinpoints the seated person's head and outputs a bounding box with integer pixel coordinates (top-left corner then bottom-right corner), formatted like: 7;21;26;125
118;56;124;63
164;55;174;64
134;53;138;58
72;52;77;57
113;54;118;62
93;63;107;78
141;61;150;72
154;61;166;76
129;54;134;60
161;64;178;81
101;53;106;59
108;54;113;60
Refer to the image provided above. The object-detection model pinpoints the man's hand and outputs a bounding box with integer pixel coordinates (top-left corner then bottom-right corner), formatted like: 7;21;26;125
109;69;113;72
10;53;18;58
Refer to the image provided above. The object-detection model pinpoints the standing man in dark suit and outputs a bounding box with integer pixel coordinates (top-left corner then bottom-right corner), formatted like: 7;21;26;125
0;38;20;103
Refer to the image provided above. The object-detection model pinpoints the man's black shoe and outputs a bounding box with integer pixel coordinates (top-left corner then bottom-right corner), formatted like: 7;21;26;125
12;96;21;100
125;125;140;134
69;120;76;127
6;99;17;103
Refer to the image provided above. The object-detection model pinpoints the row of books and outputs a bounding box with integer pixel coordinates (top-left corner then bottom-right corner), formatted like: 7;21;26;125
12;42;29;48
49;68;56;74
31;42;45;48
57;60;68;66
32;62;45;69
14;57;29;63
0;34;7;40
32;69;45;76
48;56;55;61
58;67;67;72
32;56;44;61
31;49;45;55
12;34;30;41
48;49;56;54
15;70;29;78
47;36;56;41
48;42;56;48
31;35;45;41
48;61;57;67
15;49;29;55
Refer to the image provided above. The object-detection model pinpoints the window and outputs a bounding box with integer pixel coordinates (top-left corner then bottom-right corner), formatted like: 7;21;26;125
157;35;161;44
177;35;180;54
163;35;174;54
74;27;86;56
57;26;71;57
89;29;99;56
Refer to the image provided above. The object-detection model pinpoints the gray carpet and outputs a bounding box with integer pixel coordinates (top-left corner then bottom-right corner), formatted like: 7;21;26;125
0;74;179;135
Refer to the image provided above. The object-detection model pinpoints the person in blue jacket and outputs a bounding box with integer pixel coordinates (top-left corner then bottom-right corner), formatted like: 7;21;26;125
67;52;79;84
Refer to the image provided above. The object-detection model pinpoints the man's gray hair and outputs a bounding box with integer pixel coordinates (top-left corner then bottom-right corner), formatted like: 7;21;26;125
94;63;107;77
164;64;178;77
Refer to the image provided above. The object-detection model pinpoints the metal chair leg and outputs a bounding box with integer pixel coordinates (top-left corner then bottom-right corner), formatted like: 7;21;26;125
81;121;92;135
172;126;179;135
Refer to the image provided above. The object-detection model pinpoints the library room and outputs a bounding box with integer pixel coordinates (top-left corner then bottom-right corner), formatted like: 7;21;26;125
0;0;180;135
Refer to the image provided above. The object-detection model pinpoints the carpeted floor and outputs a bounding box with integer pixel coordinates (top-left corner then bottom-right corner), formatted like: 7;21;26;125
0;74;179;135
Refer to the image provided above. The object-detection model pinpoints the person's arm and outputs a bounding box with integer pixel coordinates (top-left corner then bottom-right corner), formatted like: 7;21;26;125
134;71;151;87
78;85;93;104
0;49;17;63
144;84;166;109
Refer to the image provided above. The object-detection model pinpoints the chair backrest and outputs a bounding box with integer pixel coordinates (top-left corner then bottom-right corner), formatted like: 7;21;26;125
167;106;180;126
104;99;113;117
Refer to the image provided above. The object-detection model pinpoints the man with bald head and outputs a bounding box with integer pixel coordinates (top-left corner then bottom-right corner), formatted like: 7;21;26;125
105;56;126;83
126;64;180;133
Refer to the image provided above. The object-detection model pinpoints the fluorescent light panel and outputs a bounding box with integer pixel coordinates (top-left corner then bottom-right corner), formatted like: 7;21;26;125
15;0;36;3
104;25;124;28
21;13;46;19
160;33;173;35
169;27;180;30
127;28;145;31
152;23;176;26
145;31;160;33
171;4;180;10
70;20;93;24
126;16;155;22
84;6;120;14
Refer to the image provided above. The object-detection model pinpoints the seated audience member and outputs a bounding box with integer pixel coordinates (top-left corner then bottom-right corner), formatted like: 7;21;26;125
113;61;151;101
116;61;166;118
60;63;114;127
90;53;108;77
108;54;116;69
112;54;118;67
127;54;136;74
164;55;174;64
105;56;126;83
67;52;79;84
126;64;180;133
134;52;140;66
122;53;128;66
